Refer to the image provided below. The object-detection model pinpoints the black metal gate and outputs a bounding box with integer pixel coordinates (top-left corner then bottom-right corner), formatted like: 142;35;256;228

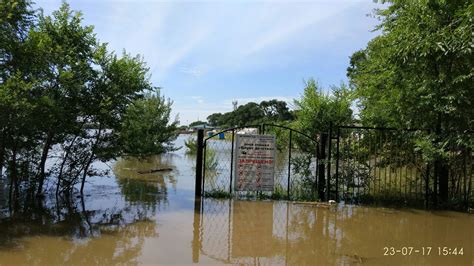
197;124;320;200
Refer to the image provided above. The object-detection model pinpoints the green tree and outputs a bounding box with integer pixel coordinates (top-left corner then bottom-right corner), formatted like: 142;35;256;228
293;79;353;137
0;0;41;194
232;102;264;126
260;99;294;122
206;99;294;128
348;1;473;131
0;1;175;198
31;3;100;194
347;0;473;203
120;92;178;156
206;113;223;127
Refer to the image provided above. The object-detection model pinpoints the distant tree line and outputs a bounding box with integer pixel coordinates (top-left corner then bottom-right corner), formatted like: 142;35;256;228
0;1;177;198
206;99;294;128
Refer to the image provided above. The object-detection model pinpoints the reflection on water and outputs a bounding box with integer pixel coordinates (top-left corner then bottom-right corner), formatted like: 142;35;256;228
0;184;159;265
0;140;187;265
0;220;156;265
114;156;177;209
0;135;472;265
196;199;473;265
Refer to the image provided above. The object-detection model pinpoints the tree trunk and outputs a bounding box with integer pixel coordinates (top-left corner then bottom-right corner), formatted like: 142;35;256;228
434;117;449;206
436;160;449;205
56;135;80;196
10;139;18;199
80;154;94;195
36;132;54;196
0;131;5;177
80;125;102;195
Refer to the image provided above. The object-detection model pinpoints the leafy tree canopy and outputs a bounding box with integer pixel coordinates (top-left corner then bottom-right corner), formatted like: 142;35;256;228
120;91;179;156
347;0;473;203
0;1;178;196
348;0;473;132
206;99;294;128
293;79;353;136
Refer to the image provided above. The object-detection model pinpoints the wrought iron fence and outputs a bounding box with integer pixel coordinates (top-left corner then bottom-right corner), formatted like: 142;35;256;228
332;126;474;210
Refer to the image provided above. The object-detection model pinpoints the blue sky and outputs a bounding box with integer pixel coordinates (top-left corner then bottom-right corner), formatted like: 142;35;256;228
36;0;381;125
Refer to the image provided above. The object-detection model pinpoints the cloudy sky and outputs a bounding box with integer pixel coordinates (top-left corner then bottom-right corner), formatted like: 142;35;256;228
36;0;381;125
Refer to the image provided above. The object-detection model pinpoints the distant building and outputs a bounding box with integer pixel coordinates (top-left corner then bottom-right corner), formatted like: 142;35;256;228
236;128;258;135
190;124;215;131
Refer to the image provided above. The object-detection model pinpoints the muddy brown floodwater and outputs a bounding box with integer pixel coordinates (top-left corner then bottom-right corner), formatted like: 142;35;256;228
0;135;472;265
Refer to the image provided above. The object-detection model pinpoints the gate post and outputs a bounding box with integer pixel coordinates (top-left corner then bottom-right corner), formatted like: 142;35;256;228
335;127;340;202
318;133;328;201
195;129;204;197
326;123;332;201
192;197;202;263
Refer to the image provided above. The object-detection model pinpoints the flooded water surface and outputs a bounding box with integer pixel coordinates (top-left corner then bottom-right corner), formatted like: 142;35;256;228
0;135;472;265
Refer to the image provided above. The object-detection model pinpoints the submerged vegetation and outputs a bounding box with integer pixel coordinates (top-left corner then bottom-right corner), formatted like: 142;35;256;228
120;93;179;157
0;1;177;200
185;137;218;171
184;138;198;155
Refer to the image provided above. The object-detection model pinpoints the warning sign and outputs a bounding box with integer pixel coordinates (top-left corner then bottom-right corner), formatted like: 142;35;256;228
233;134;276;191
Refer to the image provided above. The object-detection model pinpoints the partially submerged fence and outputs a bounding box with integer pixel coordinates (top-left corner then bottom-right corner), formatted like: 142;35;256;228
331;126;473;210
195;124;473;210
200;124;319;200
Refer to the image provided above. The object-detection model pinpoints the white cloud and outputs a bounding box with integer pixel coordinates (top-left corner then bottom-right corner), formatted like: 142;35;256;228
191;96;205;104
154;28;211;80
244;3;344;56
73;1;212;83
180;66;206;77
35;0;379;125
39;0;377;83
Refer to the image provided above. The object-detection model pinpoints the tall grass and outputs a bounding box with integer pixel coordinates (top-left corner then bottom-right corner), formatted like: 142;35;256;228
184;137;218;171
184;137;197;154
204;148;218;171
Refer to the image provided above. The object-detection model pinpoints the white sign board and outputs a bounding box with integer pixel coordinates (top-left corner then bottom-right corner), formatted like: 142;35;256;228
233;134;276;191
